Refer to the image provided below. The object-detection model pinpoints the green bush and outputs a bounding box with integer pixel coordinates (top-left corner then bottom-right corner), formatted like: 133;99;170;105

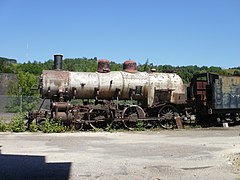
0;120;8;132
42;119;67;133
29;122;38;132
10;115;26;132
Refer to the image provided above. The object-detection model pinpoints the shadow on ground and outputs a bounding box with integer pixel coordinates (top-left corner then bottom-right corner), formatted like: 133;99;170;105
0;146;71;180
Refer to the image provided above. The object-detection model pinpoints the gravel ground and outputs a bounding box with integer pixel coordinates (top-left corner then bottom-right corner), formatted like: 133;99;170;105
0;127;240;180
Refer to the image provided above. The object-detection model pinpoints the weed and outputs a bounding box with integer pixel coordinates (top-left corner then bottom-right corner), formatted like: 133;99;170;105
135;120;145;131
29;122;38;132
0;120;8;132
10;114;26;132
42;118;67;133
105;123;113;132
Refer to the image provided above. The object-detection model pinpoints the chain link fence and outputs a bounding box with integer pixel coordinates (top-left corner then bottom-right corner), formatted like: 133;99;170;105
0;95;43;122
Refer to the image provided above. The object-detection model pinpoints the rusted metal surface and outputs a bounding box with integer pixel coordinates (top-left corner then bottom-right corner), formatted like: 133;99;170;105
69;71;149;100
120;71;148;100
148;73;185;107
196;81;207;101
122;105;146;120
214;75;240;109
41;70;70;99
52;102;72;111
97;59;110;73
41;70;185;107
97;71;123;100
175;115;183;129
70;72;99;99
123;60;137;73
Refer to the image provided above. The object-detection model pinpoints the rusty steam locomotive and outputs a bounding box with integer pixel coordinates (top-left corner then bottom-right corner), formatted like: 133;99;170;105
27;55;240;129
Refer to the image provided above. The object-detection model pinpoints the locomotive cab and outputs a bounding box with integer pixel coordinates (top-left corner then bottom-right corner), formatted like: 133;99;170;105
188;73;218;108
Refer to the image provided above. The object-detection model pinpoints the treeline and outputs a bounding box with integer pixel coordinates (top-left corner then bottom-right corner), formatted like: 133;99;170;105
1;56;240;85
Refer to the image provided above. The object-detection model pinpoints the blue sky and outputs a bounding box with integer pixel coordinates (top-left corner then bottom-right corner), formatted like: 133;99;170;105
0;0;239;68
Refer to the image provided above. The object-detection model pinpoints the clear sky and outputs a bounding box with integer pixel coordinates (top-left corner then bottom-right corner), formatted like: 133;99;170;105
0;0;239;68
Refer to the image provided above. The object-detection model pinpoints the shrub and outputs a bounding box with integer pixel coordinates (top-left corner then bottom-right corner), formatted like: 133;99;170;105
0;120;8;132
29;122;38;132
10;115;26;132
42;119;67;133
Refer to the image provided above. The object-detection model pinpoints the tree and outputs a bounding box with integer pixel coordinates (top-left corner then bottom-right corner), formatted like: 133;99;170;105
234;70;240;76
7;70;40;113
0;57;17;73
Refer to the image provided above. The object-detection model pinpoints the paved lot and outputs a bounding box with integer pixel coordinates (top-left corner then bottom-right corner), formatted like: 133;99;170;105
0;127;240;180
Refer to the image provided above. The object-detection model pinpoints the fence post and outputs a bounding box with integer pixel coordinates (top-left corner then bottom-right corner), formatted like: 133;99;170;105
19;87;22;114
20;94;22;114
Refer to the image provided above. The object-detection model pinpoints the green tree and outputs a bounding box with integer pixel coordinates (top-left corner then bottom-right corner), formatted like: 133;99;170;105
8;70;37;96
0;57;17;73
7;70;40;113
234;70;240;76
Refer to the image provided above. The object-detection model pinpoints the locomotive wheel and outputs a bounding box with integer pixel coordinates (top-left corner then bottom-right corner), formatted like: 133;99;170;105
89;122;98;131
89;121;110;131
75;122;84;131
122;120;135;131
122;105;145;130
158;105;178;129
122;105;145;121
37;119;46;131
112;121;123;129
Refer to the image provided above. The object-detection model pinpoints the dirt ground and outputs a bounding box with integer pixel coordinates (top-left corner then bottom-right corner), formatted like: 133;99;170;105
0;126;240;180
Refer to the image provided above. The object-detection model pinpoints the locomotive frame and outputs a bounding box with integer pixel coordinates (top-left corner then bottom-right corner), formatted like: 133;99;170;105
27;55;240;129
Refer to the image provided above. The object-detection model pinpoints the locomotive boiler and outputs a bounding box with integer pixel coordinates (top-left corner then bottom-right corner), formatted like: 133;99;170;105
33;55;186;129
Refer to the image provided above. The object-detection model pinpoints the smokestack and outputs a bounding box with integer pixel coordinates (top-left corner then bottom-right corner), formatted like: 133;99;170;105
54;54;63;70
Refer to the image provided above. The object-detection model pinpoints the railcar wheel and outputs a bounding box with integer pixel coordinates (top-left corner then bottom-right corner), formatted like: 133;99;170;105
158;105;178;129
122;105;145;130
